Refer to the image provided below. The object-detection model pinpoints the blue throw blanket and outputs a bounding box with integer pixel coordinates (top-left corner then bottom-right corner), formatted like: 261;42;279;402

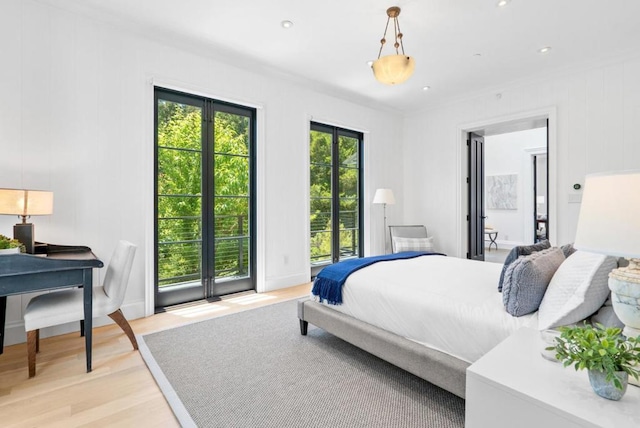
311;251;444;305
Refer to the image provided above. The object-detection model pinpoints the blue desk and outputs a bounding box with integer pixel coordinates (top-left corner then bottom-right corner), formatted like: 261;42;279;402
0;248;103;373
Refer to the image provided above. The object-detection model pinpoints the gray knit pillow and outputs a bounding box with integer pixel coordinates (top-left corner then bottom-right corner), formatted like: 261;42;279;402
502;247;565;317
498;240;551;292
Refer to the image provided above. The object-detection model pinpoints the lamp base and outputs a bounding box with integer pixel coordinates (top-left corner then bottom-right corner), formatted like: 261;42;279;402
14;223;34;254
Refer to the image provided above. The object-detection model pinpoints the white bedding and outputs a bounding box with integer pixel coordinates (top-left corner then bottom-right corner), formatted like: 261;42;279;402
321;255;538;363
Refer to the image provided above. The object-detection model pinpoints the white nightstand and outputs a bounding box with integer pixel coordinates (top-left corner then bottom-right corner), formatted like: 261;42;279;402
466;327;640;428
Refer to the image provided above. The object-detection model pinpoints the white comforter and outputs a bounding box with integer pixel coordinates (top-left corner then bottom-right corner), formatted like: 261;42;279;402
323;255;538;363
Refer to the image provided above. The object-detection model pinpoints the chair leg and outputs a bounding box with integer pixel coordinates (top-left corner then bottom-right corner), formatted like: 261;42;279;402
108;309;138;350
35;329;39;353
80;320;84;337
27;330;38;378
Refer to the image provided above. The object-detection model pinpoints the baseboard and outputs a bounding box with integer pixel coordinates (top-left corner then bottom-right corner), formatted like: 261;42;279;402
2;300;146;347
263;272;310;293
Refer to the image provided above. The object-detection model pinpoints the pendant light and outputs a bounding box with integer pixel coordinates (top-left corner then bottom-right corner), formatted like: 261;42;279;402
372;6;415;85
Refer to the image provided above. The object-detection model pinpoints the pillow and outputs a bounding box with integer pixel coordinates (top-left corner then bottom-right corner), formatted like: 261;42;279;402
502;247;565;317
538;251;617;330
498;240;551;291
560;243;577;258
393;236;434;253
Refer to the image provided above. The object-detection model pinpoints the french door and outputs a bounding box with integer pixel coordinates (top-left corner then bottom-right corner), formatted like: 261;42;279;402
309;122;363;277
154;88;256;309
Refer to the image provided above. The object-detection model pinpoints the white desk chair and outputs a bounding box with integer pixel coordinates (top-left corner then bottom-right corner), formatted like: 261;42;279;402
23;240;138;377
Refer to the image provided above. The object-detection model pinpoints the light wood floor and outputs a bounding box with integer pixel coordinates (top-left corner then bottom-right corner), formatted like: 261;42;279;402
0;283;312;427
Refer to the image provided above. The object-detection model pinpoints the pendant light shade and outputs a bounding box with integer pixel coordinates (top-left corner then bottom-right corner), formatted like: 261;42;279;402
372;54;416;85
372;6;415;85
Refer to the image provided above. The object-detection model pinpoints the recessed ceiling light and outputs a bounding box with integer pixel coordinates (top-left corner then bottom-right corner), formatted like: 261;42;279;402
473;53;482;58
422;86;431;91
281;20;293;29
538;46;552;54
496;0;511;7
366;60;374;67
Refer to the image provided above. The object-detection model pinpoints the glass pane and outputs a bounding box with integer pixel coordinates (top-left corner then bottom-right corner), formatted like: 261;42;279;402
157;148;202;196
215;237;249;279
310;130;332;165
214;111;249;156
339;228;359;261
310;231;332;264
158;217;201;243
157;98;203;289
310;198;332;233
310;165;332;197
157;241;202;287
213;109;252;281
338;167;358;197
339;198;358;230
215;197;249;237
157;195;201;217
157;100;202;150
339;135;358;167
214;154;249;196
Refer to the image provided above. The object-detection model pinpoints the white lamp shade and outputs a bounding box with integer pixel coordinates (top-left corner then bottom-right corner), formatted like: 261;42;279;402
0;189;54;216
574;170;640;258
372;55;415;85
373;188;395;205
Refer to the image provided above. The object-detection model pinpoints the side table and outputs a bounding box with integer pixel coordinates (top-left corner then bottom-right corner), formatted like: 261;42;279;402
466;327;640;428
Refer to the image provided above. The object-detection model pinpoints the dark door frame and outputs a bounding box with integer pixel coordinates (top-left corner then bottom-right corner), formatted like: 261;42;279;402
467;132;485;261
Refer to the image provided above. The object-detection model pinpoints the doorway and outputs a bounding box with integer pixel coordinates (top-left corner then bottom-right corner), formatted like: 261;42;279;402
154;87;257;309
462;111;555;263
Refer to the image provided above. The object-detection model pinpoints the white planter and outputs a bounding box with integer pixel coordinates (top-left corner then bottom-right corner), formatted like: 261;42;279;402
0;247;20;255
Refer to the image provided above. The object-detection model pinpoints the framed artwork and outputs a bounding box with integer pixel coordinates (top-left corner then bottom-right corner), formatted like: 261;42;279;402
487;174;517;210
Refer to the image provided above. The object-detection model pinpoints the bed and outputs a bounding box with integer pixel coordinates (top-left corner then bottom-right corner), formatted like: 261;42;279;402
298;248;617;399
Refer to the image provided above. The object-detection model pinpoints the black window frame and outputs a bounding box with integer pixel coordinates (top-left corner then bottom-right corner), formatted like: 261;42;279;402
309;121;364;277
154;87;256;310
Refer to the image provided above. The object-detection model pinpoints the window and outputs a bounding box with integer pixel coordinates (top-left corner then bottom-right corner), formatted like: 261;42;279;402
309;122;363;275
155;88;256;309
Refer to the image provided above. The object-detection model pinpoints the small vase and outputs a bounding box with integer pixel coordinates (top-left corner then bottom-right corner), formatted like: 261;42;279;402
588;369;628;401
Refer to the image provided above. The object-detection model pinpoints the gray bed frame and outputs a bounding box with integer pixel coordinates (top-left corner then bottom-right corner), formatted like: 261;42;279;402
298;298;469;398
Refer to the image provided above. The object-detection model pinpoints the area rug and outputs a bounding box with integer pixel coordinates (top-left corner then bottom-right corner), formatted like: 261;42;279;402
138;299;465;428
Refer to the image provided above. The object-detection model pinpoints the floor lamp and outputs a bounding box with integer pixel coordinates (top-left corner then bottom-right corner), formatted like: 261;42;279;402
373;188;395;254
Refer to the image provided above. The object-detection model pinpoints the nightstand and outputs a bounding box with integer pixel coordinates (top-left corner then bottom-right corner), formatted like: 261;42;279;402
466;327;640;428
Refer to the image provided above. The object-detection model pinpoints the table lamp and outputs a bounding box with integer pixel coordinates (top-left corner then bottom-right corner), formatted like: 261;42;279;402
573;170;640;339
373;188;395;254
0;188;54;253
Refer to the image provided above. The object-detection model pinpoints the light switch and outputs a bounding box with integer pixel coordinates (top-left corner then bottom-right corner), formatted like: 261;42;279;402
568;193;582;203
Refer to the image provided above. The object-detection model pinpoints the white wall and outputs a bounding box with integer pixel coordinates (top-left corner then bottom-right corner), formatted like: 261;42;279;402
403;54;640;258
485;128;546;247
0;0;404;345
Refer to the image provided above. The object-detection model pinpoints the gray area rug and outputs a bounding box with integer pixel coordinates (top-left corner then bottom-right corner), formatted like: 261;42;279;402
138;300;465;428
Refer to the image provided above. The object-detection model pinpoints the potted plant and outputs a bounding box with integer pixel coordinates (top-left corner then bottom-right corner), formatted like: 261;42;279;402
0;234;24;254
548;323;640;400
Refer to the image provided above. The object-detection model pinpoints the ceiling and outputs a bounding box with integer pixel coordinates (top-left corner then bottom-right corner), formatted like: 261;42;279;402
38;0;640;113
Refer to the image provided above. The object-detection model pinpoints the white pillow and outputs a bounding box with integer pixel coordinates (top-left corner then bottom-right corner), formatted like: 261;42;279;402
393;236;434;253
538;251;617;330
